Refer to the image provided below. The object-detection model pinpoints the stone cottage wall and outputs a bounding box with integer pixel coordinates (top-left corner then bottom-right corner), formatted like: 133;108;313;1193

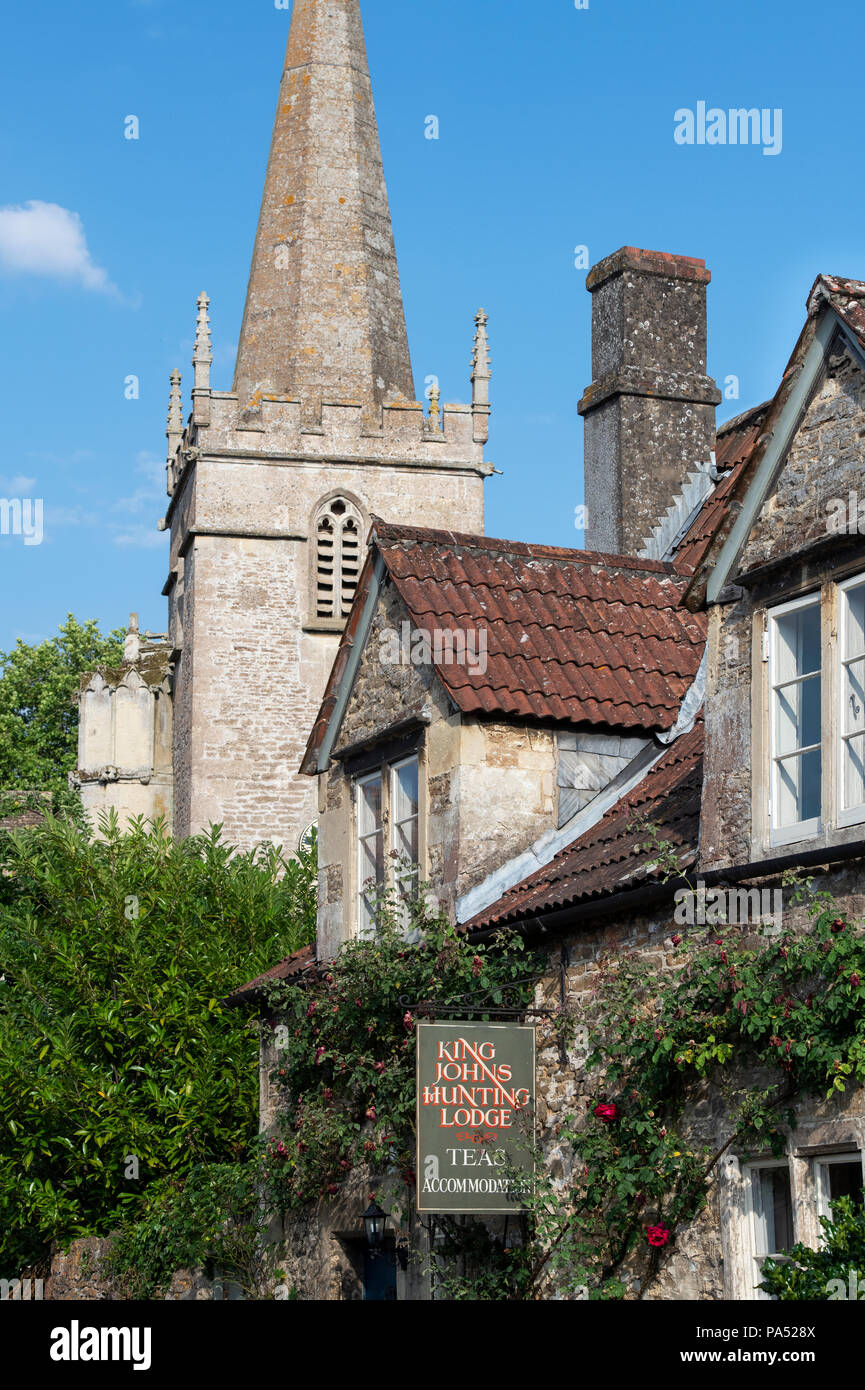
317;580;558;957
532;868;865;1300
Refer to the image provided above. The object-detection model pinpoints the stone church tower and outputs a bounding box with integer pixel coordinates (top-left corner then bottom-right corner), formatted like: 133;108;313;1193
76;0;492;850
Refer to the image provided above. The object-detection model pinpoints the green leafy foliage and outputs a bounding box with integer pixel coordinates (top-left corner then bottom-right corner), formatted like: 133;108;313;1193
0;815;316;1272
0;616;124;819
532;871;865;1299
106;1164;273;1299
419;867;865;1299
259;882;539;1215
760;1196;865;1300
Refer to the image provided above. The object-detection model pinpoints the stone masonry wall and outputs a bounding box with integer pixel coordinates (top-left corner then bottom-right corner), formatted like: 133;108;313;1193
739;347;865;573
170;451;485;853
317;580;557;955
534;875;865;1300
700;347;865;868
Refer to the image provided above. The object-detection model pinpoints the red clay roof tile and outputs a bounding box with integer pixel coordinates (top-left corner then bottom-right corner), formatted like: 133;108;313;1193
373;522;706;734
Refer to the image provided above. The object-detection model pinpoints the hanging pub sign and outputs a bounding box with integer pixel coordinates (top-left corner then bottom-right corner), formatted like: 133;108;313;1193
416;1021;535;1213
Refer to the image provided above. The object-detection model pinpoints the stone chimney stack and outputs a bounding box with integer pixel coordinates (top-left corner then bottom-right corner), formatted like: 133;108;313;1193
578;246;721;556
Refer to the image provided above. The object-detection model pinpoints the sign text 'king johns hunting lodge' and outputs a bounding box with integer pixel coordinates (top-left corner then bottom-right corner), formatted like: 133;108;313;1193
416;1022;535;1213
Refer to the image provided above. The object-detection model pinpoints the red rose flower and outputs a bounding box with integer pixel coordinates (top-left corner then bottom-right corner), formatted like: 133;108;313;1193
851;974;861;988
593;1102;617;1123
646;1223;670;1248
671;934;682;947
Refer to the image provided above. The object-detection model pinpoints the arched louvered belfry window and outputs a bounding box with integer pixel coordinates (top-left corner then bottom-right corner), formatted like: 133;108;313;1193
315;497;363;619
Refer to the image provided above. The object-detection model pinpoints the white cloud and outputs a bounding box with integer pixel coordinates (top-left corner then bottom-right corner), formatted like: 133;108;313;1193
112;526;167;549
0;201;116;294
44;504;100;528
0;475;37;494
111;451;165;515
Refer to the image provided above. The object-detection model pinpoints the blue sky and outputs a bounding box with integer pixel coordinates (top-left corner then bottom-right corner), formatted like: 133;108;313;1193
1;0;863;652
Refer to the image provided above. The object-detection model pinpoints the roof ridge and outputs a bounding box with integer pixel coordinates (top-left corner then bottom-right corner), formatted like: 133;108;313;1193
716;399;772;434
370;516;679;573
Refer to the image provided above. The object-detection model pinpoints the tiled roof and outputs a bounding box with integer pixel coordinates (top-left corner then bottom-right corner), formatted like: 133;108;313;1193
674;274;865;599
807;274;865;350
373;522;705;731
673;402;770;573
463;719;703;933
225;944;317;1007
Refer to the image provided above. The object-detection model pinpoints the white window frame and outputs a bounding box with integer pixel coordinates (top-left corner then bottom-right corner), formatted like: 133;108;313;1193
768;591;822;846
813;1151;865;1228
354;753;422;938
390;755;420;908
356;770;384;938
837;574;865;828
743;1160;795;1300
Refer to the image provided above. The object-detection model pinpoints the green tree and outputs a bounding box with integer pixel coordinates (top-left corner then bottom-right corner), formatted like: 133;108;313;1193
0;814;316;1273
760;1196;865;1300
0;615;124;819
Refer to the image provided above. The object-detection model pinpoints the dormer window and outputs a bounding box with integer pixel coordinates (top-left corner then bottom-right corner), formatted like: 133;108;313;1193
315;497;362;620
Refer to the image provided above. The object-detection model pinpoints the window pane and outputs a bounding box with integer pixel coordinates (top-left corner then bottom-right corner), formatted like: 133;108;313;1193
758;1168;793;1255
359;830;384;884
774;674;821;755
393;759;418;823
358;776;382;837
775;605;820;683
358;775;383;936
846;584;865;661
776;748;821;828
844;658;865;737
828;1161;864;1207
843;733;865;812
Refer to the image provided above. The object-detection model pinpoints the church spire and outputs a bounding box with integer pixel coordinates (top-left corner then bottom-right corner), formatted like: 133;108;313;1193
233;0;416;417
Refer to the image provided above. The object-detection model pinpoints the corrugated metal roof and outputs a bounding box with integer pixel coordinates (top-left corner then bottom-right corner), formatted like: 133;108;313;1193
225;944;318;1006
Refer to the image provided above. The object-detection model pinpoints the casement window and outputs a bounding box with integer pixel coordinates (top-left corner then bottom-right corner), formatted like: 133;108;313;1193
735;1150;863;1297
355;753;421;937
357;772;384;937
768;593;822;843
315;497;362;620
391;757;420;904
744;1161;795;1299
813;1152;865;1224
763;572;865;845
837;575;865;826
